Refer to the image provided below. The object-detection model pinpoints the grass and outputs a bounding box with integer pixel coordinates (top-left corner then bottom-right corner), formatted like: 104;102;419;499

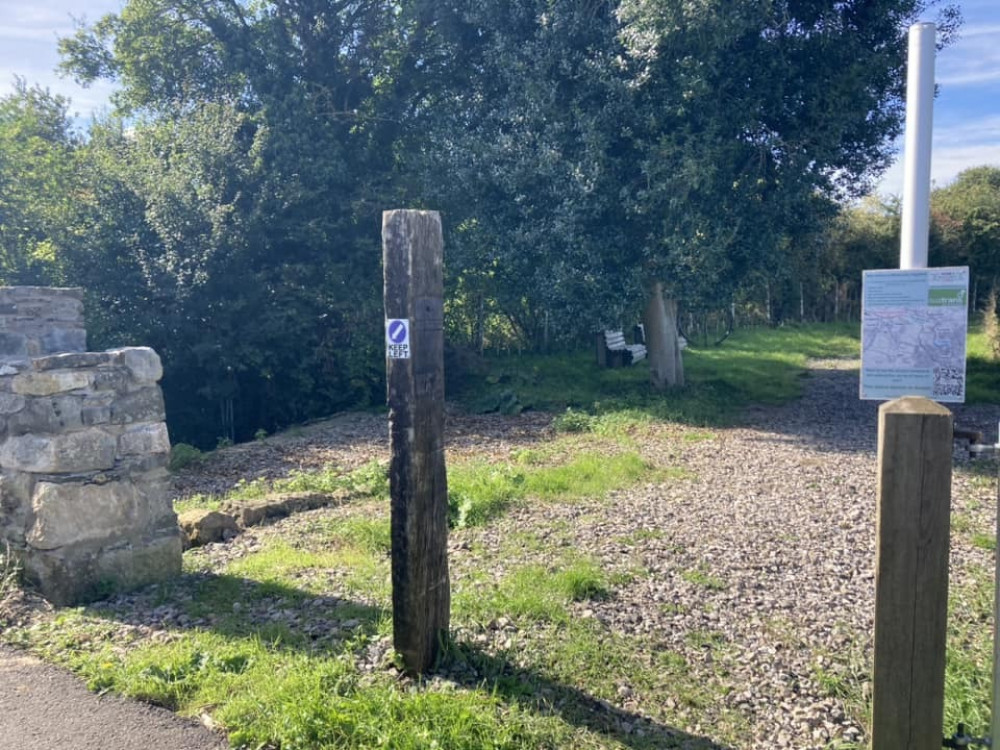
967;325;1000;403
447;451;657;529
944;565;995;740
462;322;860;429
0;542;21;610
175;459;390;514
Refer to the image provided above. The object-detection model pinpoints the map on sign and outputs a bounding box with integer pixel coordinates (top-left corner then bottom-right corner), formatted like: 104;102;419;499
860;266;969;402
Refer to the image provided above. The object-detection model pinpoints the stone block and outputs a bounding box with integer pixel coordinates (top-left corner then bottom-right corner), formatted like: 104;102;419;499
109;347;163;384
110;387;165;424
0;471;35;544
0;393;25;414
119;423;171;456
40;327;87;355
19;530;182;606
6;395;84;435
27;481;139;550
92;531;183;595
93;368;129;391
1;430;116;473
11;369;92;396
33;351;110;371
178;509;239;549
0;332;27;358
121;452;170;473
81;405;111;425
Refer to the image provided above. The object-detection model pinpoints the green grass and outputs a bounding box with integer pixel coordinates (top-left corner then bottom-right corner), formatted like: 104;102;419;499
680;567;727;591
175;459;389;514
448;451;656;529
944;566;995;739
967;326;1000;403
462;323;860;430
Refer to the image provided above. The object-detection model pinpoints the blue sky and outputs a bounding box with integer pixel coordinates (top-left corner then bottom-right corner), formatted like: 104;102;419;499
1;0;997;198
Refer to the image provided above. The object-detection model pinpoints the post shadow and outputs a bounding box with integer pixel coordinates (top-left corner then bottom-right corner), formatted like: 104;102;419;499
83;572;729;750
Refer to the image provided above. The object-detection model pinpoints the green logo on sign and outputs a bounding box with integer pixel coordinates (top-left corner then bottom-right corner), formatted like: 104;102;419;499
928;288;967;307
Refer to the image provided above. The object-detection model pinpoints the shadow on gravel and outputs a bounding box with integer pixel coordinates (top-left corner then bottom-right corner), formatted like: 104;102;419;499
745;365;1000;457
82;573;729;750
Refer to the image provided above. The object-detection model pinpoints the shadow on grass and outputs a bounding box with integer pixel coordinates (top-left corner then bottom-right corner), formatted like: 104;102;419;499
436;637;731;750
83;573;729;750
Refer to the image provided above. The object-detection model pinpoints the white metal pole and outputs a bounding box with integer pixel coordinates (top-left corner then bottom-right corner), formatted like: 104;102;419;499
899;22;936;271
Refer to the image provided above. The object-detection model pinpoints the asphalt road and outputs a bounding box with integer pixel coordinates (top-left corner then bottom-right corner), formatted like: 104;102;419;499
0;646;227;750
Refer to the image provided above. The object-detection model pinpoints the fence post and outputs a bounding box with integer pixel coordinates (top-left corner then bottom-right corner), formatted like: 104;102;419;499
872;396;952;749
383;209;450;675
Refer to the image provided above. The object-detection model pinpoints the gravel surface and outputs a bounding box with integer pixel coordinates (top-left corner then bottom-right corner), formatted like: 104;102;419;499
6;358;999;749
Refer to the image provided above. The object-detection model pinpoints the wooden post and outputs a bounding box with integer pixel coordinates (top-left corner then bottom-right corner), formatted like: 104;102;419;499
383;209;450;675
872;396;952;749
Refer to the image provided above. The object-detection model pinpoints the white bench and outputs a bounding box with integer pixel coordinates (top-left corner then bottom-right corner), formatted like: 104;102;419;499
597;330;647;367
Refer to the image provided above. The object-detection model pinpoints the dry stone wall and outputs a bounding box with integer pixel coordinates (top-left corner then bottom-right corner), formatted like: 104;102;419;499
0;288;181;604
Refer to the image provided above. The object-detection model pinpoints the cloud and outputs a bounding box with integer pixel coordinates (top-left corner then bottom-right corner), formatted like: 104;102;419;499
937;23;1000;87
0;0;121;119
876;114;1000;197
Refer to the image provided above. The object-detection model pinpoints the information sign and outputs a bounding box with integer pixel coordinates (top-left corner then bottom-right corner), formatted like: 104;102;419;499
860;267;969;402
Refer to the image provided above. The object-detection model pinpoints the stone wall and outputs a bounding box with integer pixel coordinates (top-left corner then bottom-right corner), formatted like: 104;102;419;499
0;288;181;604
0;286;87;360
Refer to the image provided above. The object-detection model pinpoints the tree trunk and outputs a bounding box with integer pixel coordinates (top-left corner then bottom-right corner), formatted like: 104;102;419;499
643;281;684;389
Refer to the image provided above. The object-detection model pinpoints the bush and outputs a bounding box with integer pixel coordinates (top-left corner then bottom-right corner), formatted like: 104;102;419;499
552;408;593;433
169;443;204;472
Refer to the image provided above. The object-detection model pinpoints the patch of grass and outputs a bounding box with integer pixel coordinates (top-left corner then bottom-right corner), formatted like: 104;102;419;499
55;629;584;750
173;495;223;514
448;451;654;529
554;560;609;602
681;431;716;443
970;532;996;551
0;542;21;607
945;565;994;739
326;517;392;555
680;567;726;591
684;629;728;651
951;513;972;534
174;460;389;514
617;528;665;545
966;327;1000;403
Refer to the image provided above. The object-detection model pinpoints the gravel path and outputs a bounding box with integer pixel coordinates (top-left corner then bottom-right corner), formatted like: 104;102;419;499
475;359;996;747
6;358;999;749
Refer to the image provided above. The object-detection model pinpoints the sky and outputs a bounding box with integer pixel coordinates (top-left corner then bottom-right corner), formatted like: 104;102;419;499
0;0;998;199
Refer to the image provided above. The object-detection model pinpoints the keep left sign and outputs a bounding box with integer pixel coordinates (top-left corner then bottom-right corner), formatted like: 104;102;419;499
386;319;410;359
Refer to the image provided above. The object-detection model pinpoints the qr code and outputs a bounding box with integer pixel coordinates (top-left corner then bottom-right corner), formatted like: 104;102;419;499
933;367;963;398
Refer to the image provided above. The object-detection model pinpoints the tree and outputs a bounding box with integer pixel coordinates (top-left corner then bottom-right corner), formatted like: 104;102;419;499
58;1;424;444
418;0;959;387
931;166;1000;306
0;80;81;284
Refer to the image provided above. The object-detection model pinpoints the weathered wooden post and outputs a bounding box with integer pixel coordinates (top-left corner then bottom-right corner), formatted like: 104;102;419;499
382;209;450;675
872;396;952;749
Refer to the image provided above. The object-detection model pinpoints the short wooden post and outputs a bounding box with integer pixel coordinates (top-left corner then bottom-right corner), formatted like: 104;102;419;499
383;209;450;675
872;396;952;749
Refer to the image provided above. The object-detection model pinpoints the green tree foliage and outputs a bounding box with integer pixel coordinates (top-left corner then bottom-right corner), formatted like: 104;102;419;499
418;0;958;378
57;1;420;445
45;0;961;433
931;166;1000;295
0;81;81;284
